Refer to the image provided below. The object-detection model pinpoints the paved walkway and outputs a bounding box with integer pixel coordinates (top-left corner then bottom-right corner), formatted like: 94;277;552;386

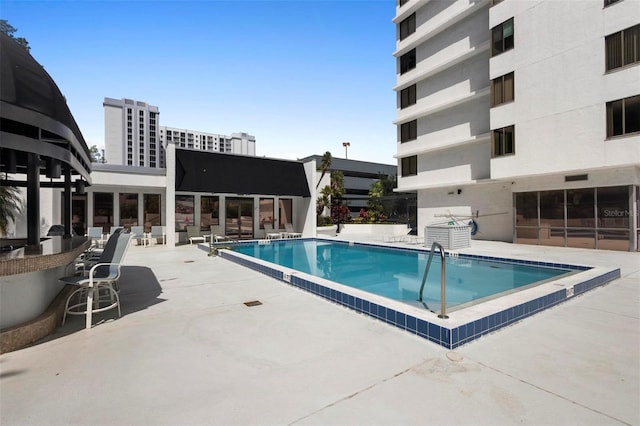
1;241;638;425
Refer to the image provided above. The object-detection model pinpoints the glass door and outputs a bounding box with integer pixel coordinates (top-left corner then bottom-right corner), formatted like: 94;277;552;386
71;194;87;236
225;198;254;239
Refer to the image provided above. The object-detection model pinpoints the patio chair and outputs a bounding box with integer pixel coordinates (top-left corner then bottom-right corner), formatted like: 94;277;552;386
149;225;166;245
264;222;282;239
283;223;302;238
130;226;146;246
78;228;125;268
187;225;206;244
209;225;231;243
60;231;133;329
86;226;105;248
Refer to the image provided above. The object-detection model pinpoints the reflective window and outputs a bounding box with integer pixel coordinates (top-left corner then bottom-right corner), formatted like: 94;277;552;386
259;198;275;229
491;18;514;57
143;194;161;232
400;49;416;74
399;13;416;41
93;192;113;233
597;186;629;228
200;196;220;231
605;24;640;71
401;156;418;176
606;95;640;137
400;120;417;143
279;199;293;229
175;195;194;231
567;188;595;228
515;192;537;226
491;72;514;107
119;193;138;229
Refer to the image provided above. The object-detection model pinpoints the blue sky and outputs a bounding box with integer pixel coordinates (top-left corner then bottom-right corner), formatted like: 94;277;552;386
2;0;398;164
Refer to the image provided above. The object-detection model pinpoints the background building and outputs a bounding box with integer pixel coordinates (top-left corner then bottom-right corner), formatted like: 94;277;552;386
103;97;162;168
160;127;255;156
104;97;257;170
394;0;639;251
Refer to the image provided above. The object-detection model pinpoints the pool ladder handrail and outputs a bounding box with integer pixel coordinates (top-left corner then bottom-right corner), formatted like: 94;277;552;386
418;241;449;319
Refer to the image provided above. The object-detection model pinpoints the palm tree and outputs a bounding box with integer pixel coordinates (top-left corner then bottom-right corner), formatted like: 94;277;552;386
316;151;332;189
0;181;22;236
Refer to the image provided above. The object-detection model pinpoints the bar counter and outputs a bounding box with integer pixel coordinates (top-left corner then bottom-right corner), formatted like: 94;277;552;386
0;236;91;353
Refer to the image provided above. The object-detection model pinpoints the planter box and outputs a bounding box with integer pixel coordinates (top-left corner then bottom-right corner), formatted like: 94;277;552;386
317;225;338;237
339;223;409;237
425;225;470;250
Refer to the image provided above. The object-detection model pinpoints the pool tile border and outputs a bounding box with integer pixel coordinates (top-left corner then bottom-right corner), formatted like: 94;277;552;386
207;240;621;349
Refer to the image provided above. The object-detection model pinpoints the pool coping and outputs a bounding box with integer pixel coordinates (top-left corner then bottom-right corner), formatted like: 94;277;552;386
202;239;621;349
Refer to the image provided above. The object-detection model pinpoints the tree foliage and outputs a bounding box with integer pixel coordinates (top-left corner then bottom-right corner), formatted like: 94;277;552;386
0;20;30;52
89;145;105;163
0;183;23;236
316;151;332;189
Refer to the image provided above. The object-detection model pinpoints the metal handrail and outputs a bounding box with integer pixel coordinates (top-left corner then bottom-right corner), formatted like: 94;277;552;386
417;241;449;319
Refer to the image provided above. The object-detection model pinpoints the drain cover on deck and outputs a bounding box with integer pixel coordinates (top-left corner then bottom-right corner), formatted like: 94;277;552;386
243;300;263;307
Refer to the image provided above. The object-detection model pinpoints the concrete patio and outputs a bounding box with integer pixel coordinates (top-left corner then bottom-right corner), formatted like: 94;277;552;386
1;240;638;425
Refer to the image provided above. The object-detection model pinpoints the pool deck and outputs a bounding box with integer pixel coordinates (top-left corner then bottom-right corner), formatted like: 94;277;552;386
1;239;638;425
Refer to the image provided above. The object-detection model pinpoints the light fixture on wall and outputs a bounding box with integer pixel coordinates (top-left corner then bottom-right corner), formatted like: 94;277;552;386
75;179;86;194
4;150;17;174
46;158;61;178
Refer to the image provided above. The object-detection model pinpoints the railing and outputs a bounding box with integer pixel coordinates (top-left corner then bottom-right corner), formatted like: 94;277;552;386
417;241;449;319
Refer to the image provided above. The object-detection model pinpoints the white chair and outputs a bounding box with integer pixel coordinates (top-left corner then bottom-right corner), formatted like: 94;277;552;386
130;226;146;246
283;223;302;238
187;225;206;244
149;225;166;245
60;231;133;329
209;225;230;243
86;226;105;248
264;223;282;239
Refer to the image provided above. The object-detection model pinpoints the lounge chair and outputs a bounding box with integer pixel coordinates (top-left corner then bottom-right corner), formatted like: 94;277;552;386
60;231;133;329
86;226;105;248
130;226;147;246
187;225;207;244
264;223;282;239
283;223;302;238
209;225;231;243
149;225;166;245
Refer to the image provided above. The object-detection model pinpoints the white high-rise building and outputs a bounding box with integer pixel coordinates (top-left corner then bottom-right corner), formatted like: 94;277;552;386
394;0;639;251
103;97;162;168
160;127;256;156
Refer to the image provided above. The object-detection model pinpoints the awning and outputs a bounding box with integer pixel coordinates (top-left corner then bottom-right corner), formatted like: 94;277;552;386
175;149;311;197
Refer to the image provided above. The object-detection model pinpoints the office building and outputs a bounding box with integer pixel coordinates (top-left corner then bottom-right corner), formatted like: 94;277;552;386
103;97;162;168
160;127;256;156
393;0;639;251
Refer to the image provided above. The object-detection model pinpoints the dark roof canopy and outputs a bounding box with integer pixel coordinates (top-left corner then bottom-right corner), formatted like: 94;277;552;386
0;32;91;182
176;149;311;197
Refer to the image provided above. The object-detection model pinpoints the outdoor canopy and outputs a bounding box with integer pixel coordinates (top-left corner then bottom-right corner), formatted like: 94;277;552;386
175;149;311;197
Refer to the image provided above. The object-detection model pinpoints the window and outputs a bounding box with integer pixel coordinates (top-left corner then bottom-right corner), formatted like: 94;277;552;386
400;85;417;109
398;0;409;6
259;198;275;229
200;196;220;231
490;0;504;5
93;192;113;233
278;199;292;229
400;49;416;74
605;24;640;71
606;95;640;137
491;72;514;107
143;194;161;232
119;193;138;229
400;120;417;142
175;195;194;231
399;13;416;41
491;18;514;56
401;156;417;176
492;125;515;157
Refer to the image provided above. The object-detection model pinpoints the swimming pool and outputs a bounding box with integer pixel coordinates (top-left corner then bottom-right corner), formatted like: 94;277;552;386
212;238;620;349
232;240;572;312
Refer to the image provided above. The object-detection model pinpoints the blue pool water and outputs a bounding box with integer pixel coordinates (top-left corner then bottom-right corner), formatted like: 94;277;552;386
233;239;572;311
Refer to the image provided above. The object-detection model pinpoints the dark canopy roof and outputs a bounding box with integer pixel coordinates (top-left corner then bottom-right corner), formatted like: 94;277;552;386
0;32;91;181
176;149;311;197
